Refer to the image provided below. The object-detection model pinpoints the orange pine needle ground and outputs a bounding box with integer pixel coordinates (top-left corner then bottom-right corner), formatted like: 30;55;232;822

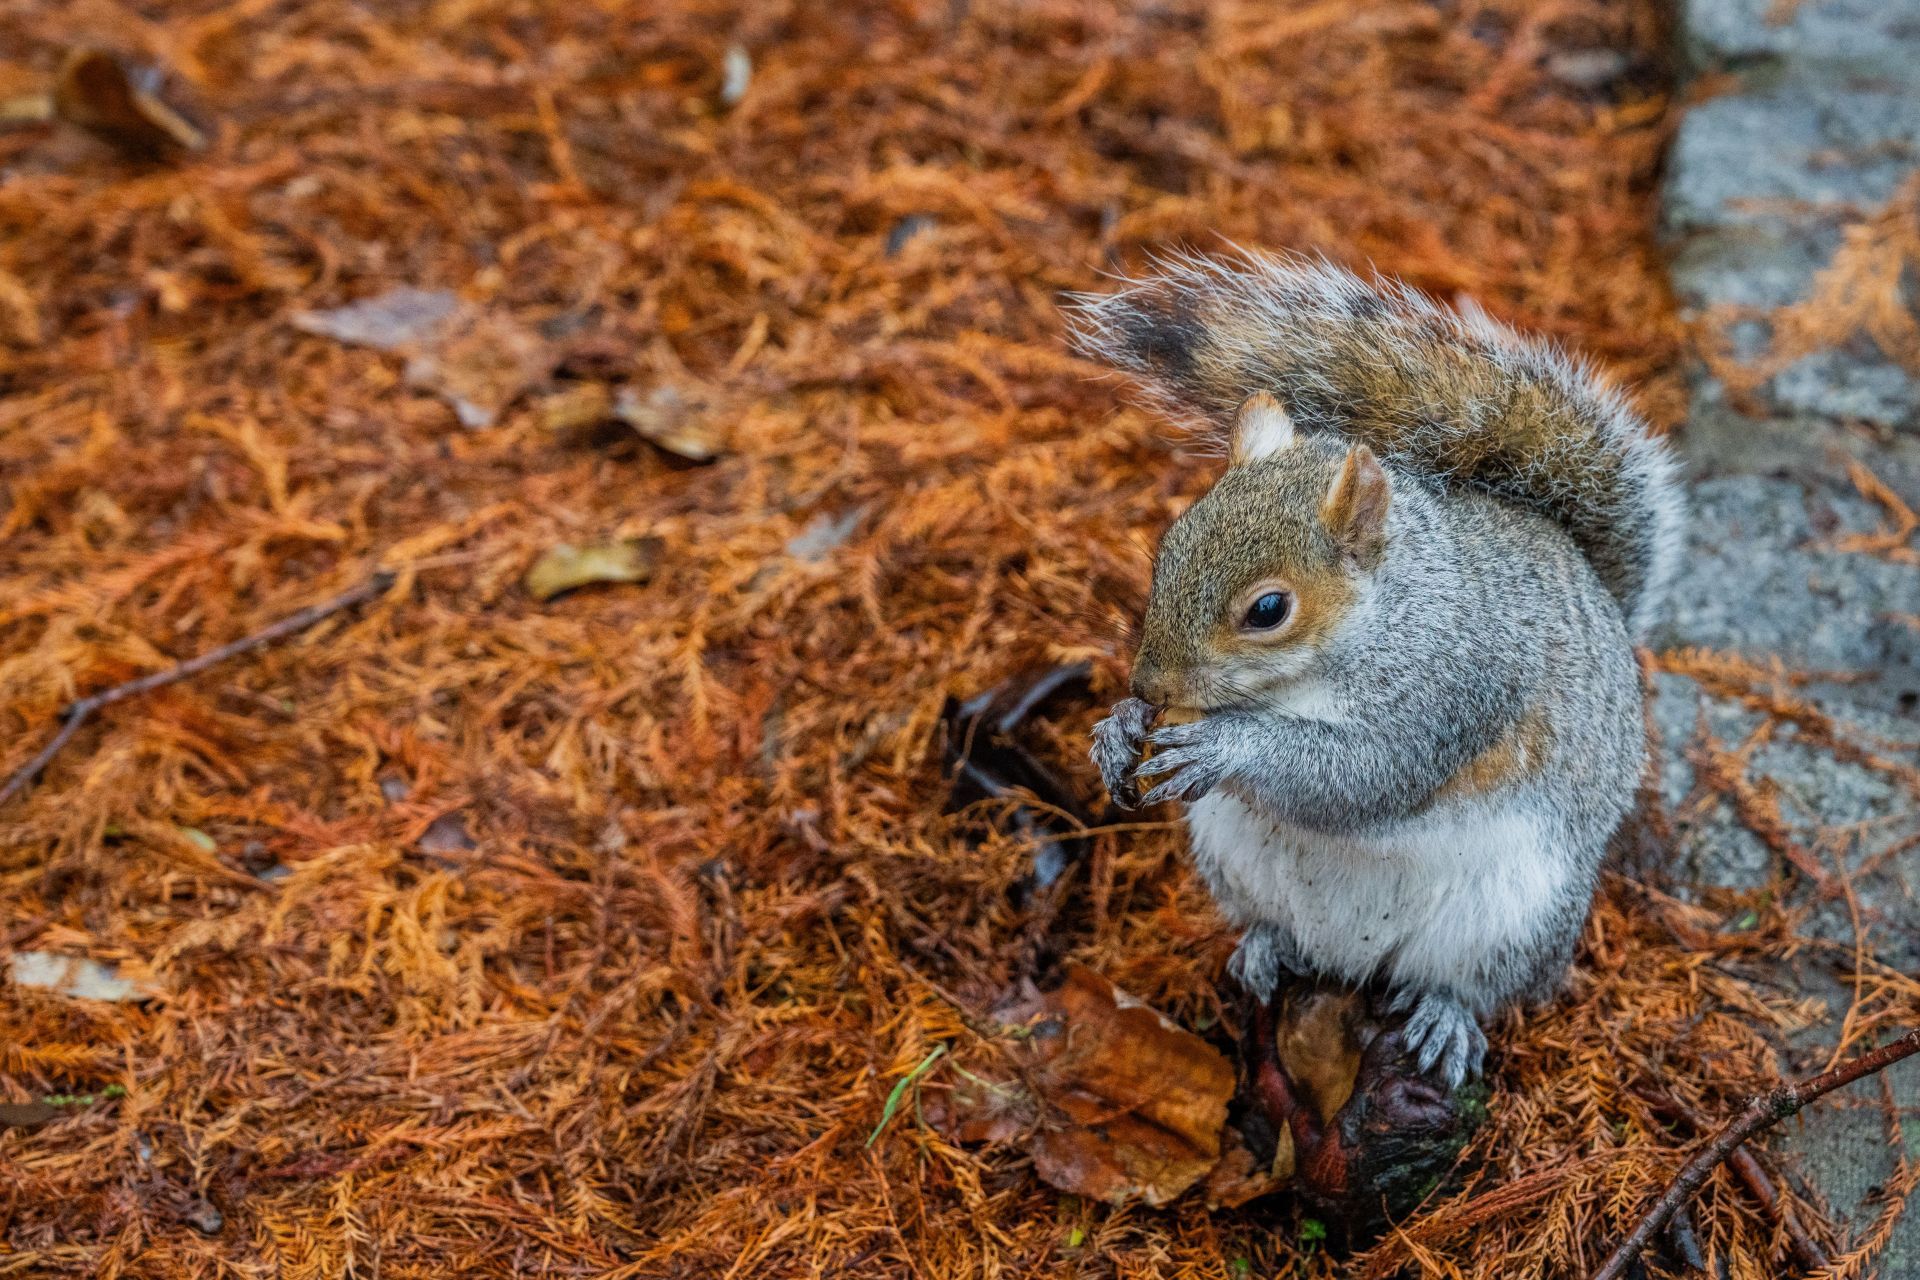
0;3;1909;1278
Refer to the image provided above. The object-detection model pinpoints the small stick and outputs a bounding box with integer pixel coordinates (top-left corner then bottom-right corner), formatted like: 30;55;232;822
1637;1085;1832;1273
0;571;395;808
1726;1145;1829;1274
1593;1028;1920;1280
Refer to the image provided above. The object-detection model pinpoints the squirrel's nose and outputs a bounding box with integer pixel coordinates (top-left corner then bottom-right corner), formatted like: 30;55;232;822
1130;663;1177;708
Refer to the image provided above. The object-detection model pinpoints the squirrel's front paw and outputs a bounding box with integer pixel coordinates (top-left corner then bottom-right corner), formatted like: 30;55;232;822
1131;714;1239;806
1090;697;1156;808
1392;991;1487;1089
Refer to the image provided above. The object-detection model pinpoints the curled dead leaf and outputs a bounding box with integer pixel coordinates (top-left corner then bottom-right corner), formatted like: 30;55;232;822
292;287;552;429
933;964;1234;1207
53;49;206;157
538;381;616;434
1204;1128;1291;1208
615;385;727;461
525;538;663;601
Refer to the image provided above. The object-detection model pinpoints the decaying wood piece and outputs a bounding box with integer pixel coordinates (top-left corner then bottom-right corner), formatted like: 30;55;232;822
1233;979;1489;1241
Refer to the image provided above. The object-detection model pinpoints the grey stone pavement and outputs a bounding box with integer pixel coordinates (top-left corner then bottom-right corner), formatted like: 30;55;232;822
1659;0;1919;1269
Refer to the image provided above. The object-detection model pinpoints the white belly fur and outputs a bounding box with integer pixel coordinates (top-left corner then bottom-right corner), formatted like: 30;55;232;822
1185;791;1565;1010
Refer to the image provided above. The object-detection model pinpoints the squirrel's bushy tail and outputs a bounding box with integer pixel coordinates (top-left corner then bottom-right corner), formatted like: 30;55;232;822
1067;251;1683;638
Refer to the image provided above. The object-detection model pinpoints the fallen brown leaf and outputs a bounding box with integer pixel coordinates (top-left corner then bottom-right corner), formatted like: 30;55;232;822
292;287;553;429
935;964;1234;1207
538;381;617;434
615;384;727;461
525;538;664;602
52;49;206;157
1204;1128;1290;1209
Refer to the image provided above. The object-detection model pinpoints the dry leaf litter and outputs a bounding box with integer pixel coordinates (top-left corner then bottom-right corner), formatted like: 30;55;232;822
1;1;1915;1278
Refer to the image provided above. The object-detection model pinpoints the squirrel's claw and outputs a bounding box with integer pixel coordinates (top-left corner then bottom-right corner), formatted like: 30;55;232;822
1129;746;1192;780
1397;992;1487;1089
1138;754;1227;806
1090;697;1156;809
1134;714;1234;806
1145;720;1207;749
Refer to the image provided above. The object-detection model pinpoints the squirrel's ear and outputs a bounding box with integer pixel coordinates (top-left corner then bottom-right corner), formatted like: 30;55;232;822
1321;445;1391;566
1228;392;1296;467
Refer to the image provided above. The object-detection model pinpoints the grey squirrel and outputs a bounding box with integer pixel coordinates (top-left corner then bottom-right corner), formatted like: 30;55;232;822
1076;253;1683;1087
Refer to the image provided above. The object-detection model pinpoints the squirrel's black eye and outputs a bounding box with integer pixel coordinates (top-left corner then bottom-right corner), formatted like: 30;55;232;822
1242;591;1291;630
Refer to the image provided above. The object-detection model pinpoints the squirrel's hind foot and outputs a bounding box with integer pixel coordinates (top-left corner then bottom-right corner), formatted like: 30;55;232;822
1391;991;1487;1089
1227;923;1304;1004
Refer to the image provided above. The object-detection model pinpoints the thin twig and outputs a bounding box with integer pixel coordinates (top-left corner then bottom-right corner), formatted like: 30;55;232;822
0;571;394;809
1593;1028;1920;1280
1636;1084;1832;1273
1726;1146;1830;1275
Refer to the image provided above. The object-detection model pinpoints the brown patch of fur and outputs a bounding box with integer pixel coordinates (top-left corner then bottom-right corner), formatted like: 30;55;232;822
1431;703;1556;803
